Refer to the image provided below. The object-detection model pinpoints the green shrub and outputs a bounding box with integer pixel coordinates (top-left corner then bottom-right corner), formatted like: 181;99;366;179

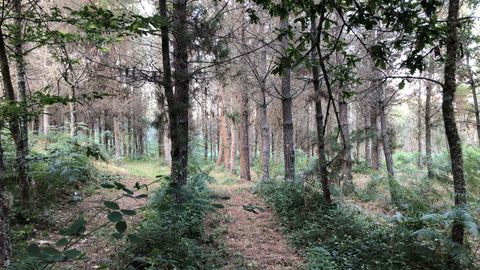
255;180;462;269
125;172;226;269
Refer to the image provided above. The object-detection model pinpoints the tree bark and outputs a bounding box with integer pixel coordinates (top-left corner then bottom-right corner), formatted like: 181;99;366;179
417;86;423;168
223;117;231;168
443;1;466;266
378;90;394;177
311;16;331;204
113;116;121;159
42;107;49;135
239;88;251;180
155;90;167;161
280;15;296;181
203;87;209;161
364;112;371;164
370;108;380;170
159;0;190;190
425;80;433;178
229;119;237;173
339;100;354;194
466;51;480;146
0;123;12;267
217;87;229;167
0;27;32;210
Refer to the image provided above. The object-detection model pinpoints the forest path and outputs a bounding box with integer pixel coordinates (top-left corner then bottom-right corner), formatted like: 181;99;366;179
208;176;303;269
48;162;162;269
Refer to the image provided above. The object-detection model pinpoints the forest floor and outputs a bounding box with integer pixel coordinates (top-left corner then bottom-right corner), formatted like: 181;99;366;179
208;170;303;269
41;161;163;269
38;162;303;269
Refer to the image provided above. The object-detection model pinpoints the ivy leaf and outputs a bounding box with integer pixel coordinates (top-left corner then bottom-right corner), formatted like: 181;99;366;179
115;221;127;233
121;209;136;216
107;211;123;222
104;201;120;210
135;194;148;199
60;217;86;236
26;244;41;257
101;183;115;189
64;249;82;259
55;238;69;247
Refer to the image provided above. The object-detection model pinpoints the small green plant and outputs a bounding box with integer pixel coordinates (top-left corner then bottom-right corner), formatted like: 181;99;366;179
124;172;228;269
8;179;151;269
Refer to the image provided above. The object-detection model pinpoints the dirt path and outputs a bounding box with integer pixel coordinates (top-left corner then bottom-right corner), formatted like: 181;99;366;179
211;181;303;270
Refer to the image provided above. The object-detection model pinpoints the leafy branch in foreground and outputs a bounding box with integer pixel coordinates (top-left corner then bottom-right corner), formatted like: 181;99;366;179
7;178;158;270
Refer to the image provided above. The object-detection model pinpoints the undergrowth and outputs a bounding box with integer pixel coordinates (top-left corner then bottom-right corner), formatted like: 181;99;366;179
123;170;227;269
254;180;477;270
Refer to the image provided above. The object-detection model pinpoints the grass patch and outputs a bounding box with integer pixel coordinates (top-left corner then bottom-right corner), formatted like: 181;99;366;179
121;160;169;180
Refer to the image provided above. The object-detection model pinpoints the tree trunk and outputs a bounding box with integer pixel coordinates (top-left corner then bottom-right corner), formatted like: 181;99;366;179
425;78;433;178
113;116;121;159
443;1;466;266
164;127;172;165
0;124;12;267
378;93;394;177
224;118;231;168
217;87;228;166
339;100;354;194
311;17;331;204
229;119;237;173
370;109;380;170
159;0;190;190
466;51;480;146
103;111;109;151
259;104;270;181
42;107;49;135
280;15;296;181
0;27;32;210
69;94;78;137
156;90;167;161
417;86;423;168
239;88;251;180
203;87;208;161
364;112;371;164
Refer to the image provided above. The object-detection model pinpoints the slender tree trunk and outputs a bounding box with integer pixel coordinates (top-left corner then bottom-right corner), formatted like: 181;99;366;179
311;17;331;204
370;109;380;170
280;15;295;181
444;1;466;267
230;119;237;173
0;28;32;210
364;112;371;164
239;88;251;180
425;80;433;178
159;0;190;190
113;116;121;159
378;94;394;177
339;100;354;194
155;90;167;161
164;127;172;165
0;123;12;267
466;51;480;146
217;113;227;166
14;0;33;209
271;131;275;163
103;111;109;150
69;92;78;137
417;87;423;168
223;117;231;168
43;107;49;135
203;87;208;160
